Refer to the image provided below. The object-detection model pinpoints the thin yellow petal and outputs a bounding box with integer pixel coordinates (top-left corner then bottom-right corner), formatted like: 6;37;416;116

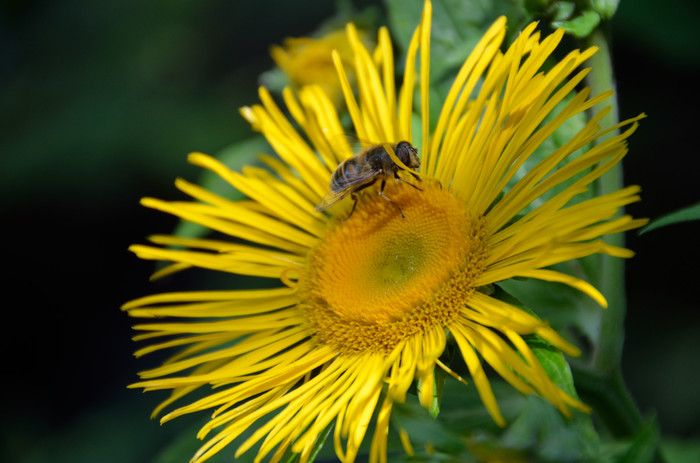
450;323;506;426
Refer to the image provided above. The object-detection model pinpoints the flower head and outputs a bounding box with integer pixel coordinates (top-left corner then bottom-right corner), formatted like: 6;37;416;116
270;28;365;108
125;2;646;462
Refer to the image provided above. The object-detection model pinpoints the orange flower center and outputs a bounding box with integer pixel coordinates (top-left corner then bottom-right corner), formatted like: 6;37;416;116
301;180;489;354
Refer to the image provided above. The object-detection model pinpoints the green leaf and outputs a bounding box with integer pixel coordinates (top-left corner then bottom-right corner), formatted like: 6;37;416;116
304;424;334;463
661;437;700;463
571;366;646;439
487;287;602;461
438;329;602;462
439;358;601;463
551;1;576;22
525;0;615;24
383;0;424;53
500;394;600;462
439;375;527;431
392;400;467;455
530;340;579;397
276;424;333;463
523;0;549;15
639;201;700;234
589;0;620;20
553;9;601;38
500;345;600;463
618;418;660;463
385;0;526;82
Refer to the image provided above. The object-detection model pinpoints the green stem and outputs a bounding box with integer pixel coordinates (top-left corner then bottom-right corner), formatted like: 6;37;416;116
578;25;646;438
582;26;626;374
572;365;644;437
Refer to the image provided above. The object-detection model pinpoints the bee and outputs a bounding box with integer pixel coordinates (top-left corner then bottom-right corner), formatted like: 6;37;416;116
315;141;422;220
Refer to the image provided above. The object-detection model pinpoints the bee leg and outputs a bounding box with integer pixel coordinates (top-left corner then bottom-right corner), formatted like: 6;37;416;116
395;171;423;192
343;194;359;222
379;179;405;219
342;179;377;221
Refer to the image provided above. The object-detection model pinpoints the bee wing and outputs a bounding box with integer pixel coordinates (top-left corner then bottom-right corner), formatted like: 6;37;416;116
314;190;349;212
330;133;375;150
314;168;380;213
328;133;393;158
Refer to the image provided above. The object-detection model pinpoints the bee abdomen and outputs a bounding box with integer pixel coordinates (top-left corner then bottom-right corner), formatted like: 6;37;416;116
331;160;361;192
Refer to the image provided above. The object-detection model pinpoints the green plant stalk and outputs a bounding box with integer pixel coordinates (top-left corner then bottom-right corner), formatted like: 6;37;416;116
583;26;625;374
580;26;645;437
571;365;644;437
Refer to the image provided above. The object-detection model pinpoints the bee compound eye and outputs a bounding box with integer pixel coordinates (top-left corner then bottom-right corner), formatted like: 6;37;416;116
396;142;410;160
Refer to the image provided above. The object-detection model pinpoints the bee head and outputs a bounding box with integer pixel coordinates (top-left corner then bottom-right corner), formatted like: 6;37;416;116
396;141;421;169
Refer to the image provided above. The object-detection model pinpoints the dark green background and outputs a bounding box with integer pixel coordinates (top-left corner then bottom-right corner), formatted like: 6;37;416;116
1;0;698;461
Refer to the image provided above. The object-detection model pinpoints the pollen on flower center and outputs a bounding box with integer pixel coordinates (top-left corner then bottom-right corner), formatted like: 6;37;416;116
301;180;489;354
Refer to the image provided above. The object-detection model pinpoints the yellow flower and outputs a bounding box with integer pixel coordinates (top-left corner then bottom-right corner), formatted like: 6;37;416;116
125;1;646;462
270;29;365;108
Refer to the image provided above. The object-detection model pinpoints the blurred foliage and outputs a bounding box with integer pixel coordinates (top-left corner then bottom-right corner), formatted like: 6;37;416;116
0;0;360;207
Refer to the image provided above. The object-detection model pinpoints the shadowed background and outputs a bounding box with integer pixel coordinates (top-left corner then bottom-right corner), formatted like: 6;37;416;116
1;0;698;461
